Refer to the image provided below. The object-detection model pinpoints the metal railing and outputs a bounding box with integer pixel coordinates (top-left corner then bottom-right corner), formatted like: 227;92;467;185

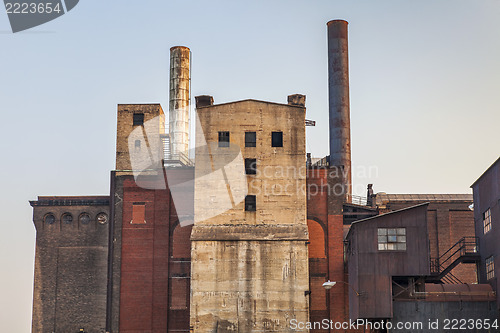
430;237;479;275
346;194;368;206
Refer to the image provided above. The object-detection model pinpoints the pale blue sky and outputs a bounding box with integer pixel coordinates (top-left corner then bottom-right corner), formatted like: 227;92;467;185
1;1;499;331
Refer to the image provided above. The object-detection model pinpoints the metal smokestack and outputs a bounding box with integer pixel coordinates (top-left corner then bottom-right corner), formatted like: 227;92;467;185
327;20;352;197
169;46;191;156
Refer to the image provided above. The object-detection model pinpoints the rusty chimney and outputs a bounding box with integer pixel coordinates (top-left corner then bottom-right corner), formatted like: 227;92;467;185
327;20;352;197
169;46;191;155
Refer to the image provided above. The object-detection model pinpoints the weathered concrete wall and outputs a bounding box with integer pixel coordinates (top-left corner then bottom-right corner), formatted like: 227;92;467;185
191;98;309;332
191;241;309;332
30;196;110;333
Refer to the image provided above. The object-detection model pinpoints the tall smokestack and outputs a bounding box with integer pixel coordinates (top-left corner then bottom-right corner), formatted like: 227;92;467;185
327;20;352;197
169;46;191;156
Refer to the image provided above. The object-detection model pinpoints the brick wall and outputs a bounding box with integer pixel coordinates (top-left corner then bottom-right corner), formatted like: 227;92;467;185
116;173;192;333
307;168;362;333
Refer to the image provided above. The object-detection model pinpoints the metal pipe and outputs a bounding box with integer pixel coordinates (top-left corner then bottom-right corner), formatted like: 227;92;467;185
169;46;191;155
327;20;352;196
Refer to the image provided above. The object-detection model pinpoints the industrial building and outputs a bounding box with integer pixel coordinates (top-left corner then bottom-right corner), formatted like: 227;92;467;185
29;20;498;333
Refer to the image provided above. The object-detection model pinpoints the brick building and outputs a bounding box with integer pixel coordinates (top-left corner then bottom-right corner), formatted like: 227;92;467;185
28;21;485;333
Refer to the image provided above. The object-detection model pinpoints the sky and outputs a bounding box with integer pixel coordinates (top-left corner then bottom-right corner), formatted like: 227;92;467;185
1;1;499;331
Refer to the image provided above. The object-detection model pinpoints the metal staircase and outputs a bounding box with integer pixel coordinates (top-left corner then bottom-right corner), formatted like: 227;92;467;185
162;134;193;166
428;237;481;283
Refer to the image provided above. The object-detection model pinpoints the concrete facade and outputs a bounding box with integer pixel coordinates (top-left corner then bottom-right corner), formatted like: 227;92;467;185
190;97;310;332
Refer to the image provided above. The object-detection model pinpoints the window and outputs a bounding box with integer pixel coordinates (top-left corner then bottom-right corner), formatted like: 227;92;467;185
218;131;230;147
483;208;492;234
44;213;55;225
62;213;73;224
133;113;144;126
245;158;257;175
132;202;146;224
79;213;91;225
486;256;495;280
245;132;256;147
134;140;141;150
271;131;283;147
378;228;406;251
96;213;108;225
245;195;256;211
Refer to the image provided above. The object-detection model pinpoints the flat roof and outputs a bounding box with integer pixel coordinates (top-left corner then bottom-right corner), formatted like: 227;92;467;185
30;196;110;207
376;193;472;202
196;98;305;109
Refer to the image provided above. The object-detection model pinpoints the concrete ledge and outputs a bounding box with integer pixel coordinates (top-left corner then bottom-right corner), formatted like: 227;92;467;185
190;224;309;241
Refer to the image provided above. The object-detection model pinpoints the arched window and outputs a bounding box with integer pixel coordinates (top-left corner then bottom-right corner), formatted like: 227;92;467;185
307;219;326;258
171;224;192;259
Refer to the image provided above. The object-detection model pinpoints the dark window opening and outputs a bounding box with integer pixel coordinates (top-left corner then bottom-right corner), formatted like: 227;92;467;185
79;213;91;225
218;131;230;147
62;214;73;224
133;113;144;126
272;131;283;147
245;132;256;147
44;213;55;225
245;158;257;175
245;195;256;211
135;140;141;150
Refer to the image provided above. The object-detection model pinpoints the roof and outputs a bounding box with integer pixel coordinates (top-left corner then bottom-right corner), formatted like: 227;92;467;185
196;98;305;109
345;202;429;239
29;196;110;207
470;156;500;188
375;193;472;203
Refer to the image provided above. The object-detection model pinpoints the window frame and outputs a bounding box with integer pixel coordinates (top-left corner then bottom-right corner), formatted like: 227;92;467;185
486;256;495;280
377;227;406;251
218;131;230;147
245;132;257;147
271;131;283;147
483;208;492;234
133;113;144;126
245;158;257;175
131;202;146;224
245;195;256;212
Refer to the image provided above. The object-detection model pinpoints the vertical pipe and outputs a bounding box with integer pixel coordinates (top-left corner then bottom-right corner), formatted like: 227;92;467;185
169;46;191;156
327;20;352;196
